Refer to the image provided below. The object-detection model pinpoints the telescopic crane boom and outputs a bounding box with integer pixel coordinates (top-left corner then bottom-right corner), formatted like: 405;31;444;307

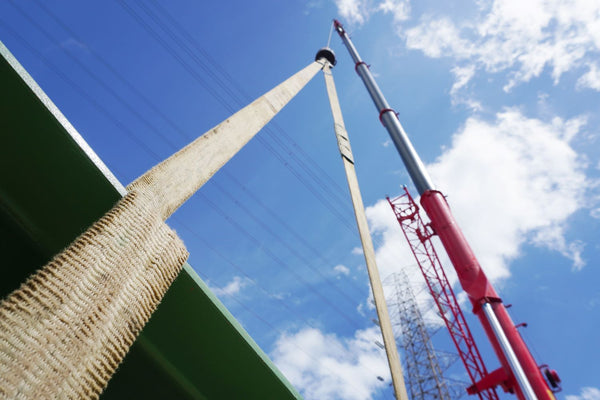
332;19;560;400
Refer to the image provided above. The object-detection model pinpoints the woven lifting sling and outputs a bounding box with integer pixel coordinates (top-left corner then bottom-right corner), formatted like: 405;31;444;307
0;60;324;399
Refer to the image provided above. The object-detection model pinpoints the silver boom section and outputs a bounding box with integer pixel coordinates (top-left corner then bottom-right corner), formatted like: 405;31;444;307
333;22;434;195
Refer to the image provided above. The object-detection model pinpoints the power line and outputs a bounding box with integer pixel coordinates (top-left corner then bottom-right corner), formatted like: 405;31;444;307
118;0;410;284
210;179;366;305
2;1;371;330
22;0;373;307
120;0;356;225
221;169;368;295
117;0;408;274
146;0;350;198
25;0;363;264
8;0;181;152
0;19;161;162
1;0;418;356
198;192;364;331
28;0;190;144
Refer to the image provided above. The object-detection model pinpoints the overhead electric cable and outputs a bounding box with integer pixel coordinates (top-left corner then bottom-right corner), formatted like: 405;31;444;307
28;0;190;143
221;169;368;295
2;3;413;357
122;0;408;270
0;20;161;162
146;0;350;197
0;14;367;332
129;0;355;216
198;192;364;331
210;179;364;306
126;0;416;272
26;0;369;261
7;0;181;151
9;1;373;318
117;0;357;230
174;213;393;387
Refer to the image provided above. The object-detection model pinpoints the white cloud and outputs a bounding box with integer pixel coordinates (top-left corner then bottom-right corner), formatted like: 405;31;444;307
208;276;249;296
403;0;600;92
566;386;600;400
351;246;364;255
333;0;410;26
377;0;410;22
356;302;367;316
450;65;482;110
450;65;476;95
271;327;390;400
577;63;600;91
334;0;370;25
366;109;588;294
427;109;588;278
405;17;472;58
334;264;351;275
531;226;585;270
304;0;325;15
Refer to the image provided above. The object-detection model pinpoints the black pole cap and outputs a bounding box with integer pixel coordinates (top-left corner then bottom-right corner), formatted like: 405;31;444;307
315;47;336;66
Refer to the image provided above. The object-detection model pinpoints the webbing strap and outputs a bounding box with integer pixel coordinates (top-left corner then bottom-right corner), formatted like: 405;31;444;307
321;63;410;400
0;60;323;399
322;68;354;163
0;190;188;399
128;61;324;219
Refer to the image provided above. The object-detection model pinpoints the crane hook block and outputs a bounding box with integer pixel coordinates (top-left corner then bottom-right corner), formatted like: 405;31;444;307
315;47;337;66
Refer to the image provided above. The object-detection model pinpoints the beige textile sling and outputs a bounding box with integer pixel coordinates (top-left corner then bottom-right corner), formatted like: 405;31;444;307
322;62;409;400
0;60;324;399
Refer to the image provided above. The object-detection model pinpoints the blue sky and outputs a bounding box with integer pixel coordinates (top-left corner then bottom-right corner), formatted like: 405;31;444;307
1;1;599;399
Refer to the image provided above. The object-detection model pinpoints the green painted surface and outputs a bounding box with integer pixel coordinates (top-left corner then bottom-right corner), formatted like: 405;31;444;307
0;41;123;297
105;265;302;399
0;41;301;400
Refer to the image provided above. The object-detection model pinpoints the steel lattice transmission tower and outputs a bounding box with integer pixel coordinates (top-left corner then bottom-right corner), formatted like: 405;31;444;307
385;271;455;400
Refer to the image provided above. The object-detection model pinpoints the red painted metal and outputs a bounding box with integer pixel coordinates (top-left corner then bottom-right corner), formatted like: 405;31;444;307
468;367;508;395
387;188;500;400
354;61;368;73
419;189;557;400
419;190;498;302
378;108;396;125
541;365;562;393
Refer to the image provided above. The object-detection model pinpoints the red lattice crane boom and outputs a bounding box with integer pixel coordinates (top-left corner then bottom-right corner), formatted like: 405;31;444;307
388;188;499;399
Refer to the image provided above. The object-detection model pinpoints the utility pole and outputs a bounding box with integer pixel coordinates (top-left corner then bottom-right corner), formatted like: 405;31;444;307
317;47;409;400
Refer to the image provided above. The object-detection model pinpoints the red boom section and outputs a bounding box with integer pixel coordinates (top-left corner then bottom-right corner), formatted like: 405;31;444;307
388;188;499;400
419;190;556;400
